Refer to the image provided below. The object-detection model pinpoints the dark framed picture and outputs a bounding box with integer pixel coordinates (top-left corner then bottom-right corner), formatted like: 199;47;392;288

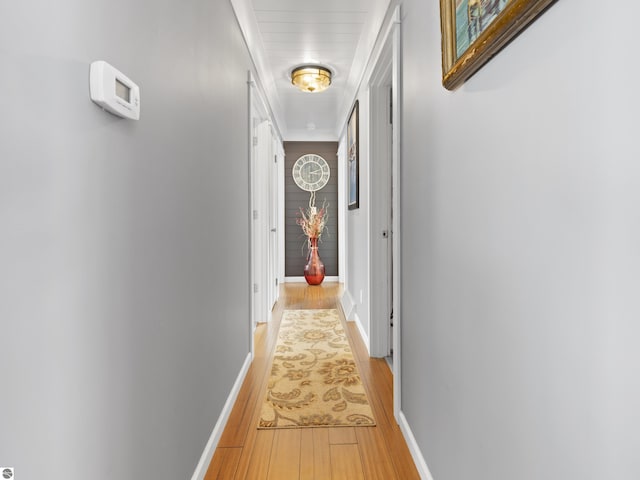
347;100;359;210
440;0;556;90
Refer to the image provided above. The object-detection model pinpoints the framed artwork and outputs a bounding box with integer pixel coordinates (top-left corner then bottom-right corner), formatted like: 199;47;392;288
440;0;556;90
347;101;359;210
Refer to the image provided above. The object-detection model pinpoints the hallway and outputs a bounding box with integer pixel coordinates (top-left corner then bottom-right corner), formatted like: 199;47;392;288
205;283;419;479
3;1;640;479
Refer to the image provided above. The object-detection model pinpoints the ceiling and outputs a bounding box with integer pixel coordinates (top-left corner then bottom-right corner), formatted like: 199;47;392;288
232;0;392;141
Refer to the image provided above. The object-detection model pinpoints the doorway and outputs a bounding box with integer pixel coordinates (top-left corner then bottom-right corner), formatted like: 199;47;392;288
249;74;282;342
370;78;393;360
368;7;402;418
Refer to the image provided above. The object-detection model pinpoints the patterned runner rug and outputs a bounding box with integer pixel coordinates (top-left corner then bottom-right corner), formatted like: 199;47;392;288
258;309;375;429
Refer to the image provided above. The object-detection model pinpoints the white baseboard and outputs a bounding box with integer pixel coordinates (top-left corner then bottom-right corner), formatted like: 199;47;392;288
340;290;355;319
190;352;252;480
352;312;371;356
398;410;435;480
284;276;306;283
283;276;340;283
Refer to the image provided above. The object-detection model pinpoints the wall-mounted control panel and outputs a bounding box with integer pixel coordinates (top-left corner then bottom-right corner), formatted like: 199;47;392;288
90;61;140;120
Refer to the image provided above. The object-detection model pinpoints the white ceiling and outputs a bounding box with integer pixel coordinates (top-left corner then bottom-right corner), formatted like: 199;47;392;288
232;0;391;141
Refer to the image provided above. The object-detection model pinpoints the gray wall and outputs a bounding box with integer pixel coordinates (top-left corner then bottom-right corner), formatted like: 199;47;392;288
0;2;251;480
344;98;371;336
284;142;339;277
398;0;640;478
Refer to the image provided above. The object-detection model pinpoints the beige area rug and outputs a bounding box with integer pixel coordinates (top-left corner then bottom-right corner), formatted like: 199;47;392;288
258;309;375;429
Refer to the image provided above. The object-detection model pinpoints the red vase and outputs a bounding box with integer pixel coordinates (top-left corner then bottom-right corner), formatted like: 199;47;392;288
304;237;325;285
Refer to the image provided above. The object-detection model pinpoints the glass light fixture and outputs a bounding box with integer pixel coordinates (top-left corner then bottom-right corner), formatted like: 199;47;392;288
291;65;332;93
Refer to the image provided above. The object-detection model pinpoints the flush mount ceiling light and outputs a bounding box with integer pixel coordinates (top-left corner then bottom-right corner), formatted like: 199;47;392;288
291;65;332;93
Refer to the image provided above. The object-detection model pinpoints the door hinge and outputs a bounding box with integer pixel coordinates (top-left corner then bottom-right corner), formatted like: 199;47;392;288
253;210;258;220
274;155;277;163
253;136;258;146
254;283;259;293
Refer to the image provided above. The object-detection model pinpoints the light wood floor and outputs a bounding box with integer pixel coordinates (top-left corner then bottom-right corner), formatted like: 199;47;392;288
205;282;420;479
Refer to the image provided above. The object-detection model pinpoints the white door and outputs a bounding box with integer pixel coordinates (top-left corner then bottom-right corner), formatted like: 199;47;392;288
369;50;394;358
370;80;393;358
267;138;280;314
252;120;272;324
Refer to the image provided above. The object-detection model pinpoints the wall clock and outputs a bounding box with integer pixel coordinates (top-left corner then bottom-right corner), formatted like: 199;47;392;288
292;154;330;192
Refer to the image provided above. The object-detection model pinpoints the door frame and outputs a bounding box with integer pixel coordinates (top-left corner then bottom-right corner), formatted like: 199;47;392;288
248;72;282;356
369;52;393;359
368;6;402;419
267;135;282;317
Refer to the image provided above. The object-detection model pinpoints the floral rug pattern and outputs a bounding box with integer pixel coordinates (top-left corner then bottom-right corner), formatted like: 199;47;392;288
258;309;375;429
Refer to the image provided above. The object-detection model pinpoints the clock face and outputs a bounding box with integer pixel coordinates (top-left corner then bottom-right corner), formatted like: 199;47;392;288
292;154;330;192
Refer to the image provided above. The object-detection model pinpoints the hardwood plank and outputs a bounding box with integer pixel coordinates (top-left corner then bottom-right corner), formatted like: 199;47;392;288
218;448;242;479
355;427;397;480
330;444;365;480
283;282;341;310
204;448;225;479
369;358;395;425
240;429;275;480
299;429;314;480
312;428;332;479
267;429;301;480
204;447;241;480
328;427;357;445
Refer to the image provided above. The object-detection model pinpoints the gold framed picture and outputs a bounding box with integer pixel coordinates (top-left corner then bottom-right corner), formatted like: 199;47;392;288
440;0;557;90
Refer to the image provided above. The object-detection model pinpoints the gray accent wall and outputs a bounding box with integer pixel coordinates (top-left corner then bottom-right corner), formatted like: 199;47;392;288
0;2;251;480
396;0;640;479
284;142;339;277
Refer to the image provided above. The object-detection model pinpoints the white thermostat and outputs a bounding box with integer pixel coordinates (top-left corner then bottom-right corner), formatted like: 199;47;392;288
90;60;140;120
